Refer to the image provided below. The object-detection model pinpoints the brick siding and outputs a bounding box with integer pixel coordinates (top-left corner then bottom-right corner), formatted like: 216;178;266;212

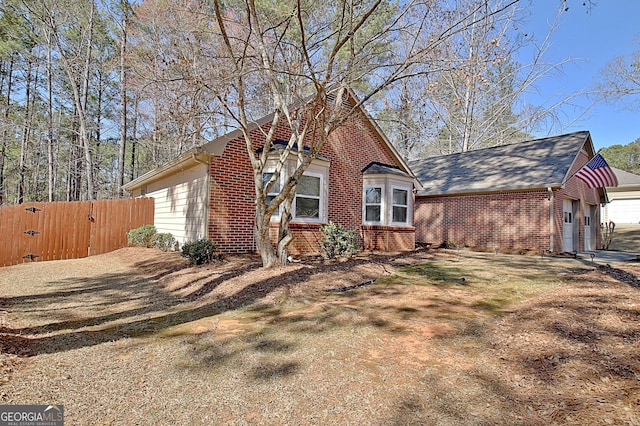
209;109;413;253
415;191;550;251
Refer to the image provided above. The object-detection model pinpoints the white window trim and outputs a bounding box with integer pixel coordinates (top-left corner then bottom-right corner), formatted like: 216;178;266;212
263;170;283;219
363;184;385;226
390;185;410;225
362;176;414;227
264;159;329;224
292;170;326;224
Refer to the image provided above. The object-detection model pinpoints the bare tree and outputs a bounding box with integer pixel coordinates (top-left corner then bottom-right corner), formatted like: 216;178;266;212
400;1;575;155
27;0;99;199
129;0;533;267
205;0;520;266
596;44;640;111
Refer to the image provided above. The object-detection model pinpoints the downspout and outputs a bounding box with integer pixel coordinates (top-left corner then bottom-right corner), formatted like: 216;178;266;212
548;187;554;253
192;152;209;167
192;152;211;243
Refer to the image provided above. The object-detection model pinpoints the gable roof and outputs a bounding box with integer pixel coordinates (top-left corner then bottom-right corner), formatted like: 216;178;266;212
409;131;594;196
124;87;415;191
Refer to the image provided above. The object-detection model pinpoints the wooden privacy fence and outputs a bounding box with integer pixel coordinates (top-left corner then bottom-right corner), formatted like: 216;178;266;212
0;198;154;267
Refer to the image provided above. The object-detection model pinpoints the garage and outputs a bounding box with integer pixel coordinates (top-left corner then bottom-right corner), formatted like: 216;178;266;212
602;168;640;225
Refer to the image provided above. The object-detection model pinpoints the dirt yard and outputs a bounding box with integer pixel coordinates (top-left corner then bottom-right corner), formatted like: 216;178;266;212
1;248;639;425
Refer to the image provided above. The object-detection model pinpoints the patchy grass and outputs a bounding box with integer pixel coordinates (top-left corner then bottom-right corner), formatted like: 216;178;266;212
609;224;640;252
1;248;639;425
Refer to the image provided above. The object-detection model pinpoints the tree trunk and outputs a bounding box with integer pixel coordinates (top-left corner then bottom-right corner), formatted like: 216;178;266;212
45;28;55;202
255;213;278;268
276;197;294;265
129;94;138;180
81;1;96;199
0;56;14;205
117;12;128;197
95;69;104;197
18;58;33;204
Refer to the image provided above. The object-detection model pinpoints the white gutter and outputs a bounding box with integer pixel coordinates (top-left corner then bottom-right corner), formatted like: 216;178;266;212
122;148;210;192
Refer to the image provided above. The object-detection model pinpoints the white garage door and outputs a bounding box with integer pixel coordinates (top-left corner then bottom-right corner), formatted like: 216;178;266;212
607;199;640;224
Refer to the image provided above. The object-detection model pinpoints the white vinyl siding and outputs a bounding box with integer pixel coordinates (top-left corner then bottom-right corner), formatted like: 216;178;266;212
144;163;209;246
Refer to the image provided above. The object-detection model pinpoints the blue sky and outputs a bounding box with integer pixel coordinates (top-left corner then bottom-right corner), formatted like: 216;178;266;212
522;0;640;150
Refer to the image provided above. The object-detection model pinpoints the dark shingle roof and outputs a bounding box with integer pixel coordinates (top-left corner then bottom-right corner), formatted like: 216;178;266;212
409;131;592;196
362;162;412;178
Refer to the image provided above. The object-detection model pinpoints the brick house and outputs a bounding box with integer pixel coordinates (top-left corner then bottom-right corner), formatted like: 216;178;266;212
123;92;418;255
409;131;607;253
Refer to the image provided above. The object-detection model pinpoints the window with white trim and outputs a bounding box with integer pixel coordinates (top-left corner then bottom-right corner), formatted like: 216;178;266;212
362;176;413;227
364;186;383;223
262;172;281;216
392;187;409;224
295;173;321;219
262;160;329;223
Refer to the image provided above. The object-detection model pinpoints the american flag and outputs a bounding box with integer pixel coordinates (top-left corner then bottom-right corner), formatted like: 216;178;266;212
575;154;619;188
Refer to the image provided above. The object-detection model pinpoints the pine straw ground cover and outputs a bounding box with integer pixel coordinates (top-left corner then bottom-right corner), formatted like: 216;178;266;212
0;247;639;425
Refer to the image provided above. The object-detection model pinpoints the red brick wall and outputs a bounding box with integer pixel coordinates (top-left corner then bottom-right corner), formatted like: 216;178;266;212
551;151;602;252
362;226;415;252
414;151;603;253
209;110;414;253
415;191;550;251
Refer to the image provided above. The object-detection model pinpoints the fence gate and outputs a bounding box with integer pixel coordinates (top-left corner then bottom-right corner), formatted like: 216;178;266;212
0;198;153;267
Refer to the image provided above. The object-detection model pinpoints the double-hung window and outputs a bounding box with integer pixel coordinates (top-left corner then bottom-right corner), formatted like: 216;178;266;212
295;174;322;219
364;186;383;223
263;172;281;216
362;171;413;227
392;187;409;224
263;164;327;222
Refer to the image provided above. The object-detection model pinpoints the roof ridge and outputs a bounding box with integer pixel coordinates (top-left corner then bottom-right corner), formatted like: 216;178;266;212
409;130;590;164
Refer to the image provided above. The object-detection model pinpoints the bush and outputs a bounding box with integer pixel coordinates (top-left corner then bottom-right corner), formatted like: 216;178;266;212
127;225;158;248
127;225;175;251
320;221;360;259
153;233;175;252
181;239;218;265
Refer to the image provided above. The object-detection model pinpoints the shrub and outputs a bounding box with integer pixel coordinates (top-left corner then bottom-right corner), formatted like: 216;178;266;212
181;239;218;265
127;225;158;248
320;221;360;259
127;225;175;251
443;241;457;249
153;233;175;252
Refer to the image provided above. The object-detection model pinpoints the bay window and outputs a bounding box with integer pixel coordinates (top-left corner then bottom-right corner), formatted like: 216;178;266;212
263;159;328;223
362;170;414;227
